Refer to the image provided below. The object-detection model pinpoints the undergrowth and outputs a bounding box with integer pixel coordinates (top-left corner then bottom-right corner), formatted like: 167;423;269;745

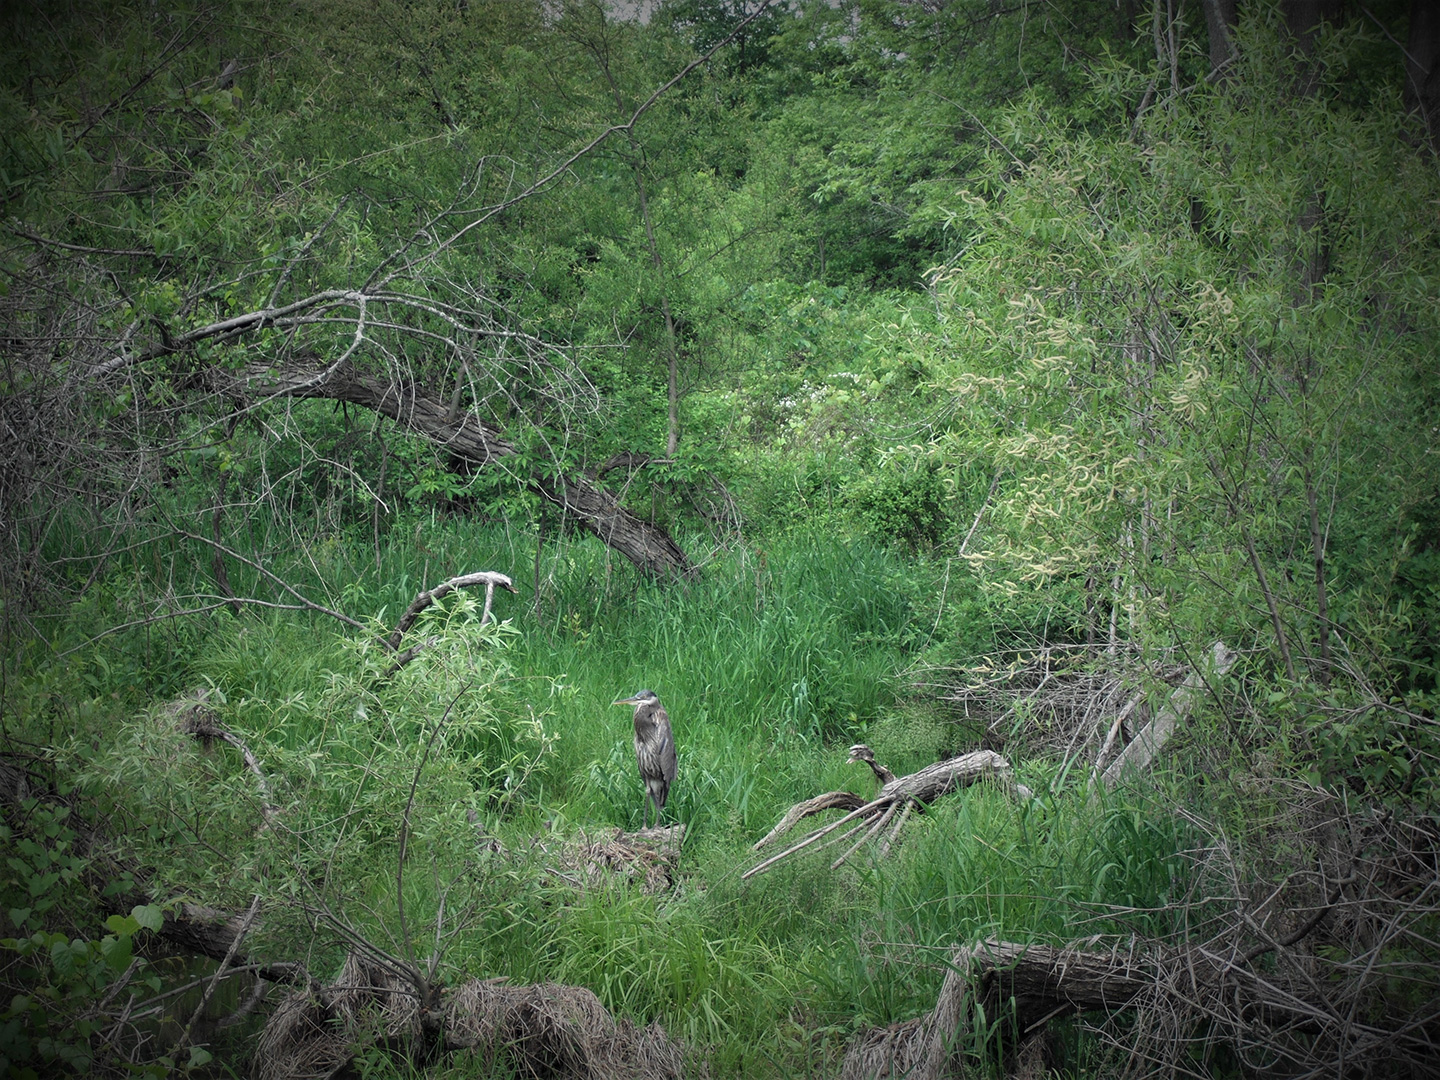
1;522;1199;1077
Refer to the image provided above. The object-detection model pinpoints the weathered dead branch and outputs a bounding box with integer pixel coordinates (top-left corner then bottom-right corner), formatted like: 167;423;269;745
387;571;517;648
744;748;1030;879
168;691;277;829
1096;641;1236;788
916;641;1233;789
383;570;518;674
750;791;867;852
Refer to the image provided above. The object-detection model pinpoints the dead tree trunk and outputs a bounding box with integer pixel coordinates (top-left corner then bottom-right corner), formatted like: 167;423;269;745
842;927;1440;1080
840;940;1156;1080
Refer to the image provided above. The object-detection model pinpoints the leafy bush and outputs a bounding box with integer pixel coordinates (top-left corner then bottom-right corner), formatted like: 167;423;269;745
0;802;179;1078
847;453;949;552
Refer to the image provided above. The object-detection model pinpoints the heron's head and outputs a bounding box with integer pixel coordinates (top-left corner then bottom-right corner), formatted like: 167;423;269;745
613;689;659;708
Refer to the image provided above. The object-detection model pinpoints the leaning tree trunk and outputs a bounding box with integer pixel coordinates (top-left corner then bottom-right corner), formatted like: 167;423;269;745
220;360;693;578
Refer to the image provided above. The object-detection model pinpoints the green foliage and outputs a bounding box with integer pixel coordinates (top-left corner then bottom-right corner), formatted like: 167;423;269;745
0;802;172;1078
3;516;1207;1074
847;450;949;551
889;17;1440;796
2;0;1437;1074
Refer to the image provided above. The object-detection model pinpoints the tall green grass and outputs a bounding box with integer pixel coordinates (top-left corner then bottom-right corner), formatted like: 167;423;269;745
7;519;1203;1076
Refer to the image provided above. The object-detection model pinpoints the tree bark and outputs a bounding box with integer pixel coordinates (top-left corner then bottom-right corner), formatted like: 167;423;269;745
1284;0;1346;53
1406;0;1440;150
1201;0;1238;78
1284;0;1346;98
221;360;693;578
840;941;1155;1080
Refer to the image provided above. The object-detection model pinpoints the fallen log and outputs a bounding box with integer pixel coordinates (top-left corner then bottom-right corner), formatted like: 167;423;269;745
743;747;1032;879
222;360;694;578
841;927;1440;1080
839;940;1155;1080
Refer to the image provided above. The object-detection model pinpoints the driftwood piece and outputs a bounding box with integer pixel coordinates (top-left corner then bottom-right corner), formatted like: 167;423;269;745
1096;641;1235;788
743;748;1031;880
750;791;867;852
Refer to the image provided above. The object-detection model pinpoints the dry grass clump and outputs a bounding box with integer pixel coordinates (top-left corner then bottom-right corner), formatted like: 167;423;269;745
536;824;685;894
839;955;970;1080
255;954;684;1080
255;954;421;1080
446;978;683;1079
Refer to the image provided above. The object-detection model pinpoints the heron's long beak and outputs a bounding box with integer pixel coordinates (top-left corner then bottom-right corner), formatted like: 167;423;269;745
612;694;642;706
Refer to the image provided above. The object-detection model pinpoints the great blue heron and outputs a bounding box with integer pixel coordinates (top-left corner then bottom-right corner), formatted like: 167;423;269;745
613;690;677;830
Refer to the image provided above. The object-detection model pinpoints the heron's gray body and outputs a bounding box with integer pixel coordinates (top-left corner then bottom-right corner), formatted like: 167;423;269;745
613;690;677;829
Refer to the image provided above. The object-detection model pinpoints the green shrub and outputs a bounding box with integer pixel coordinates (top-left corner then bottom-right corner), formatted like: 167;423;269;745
0;801;178;1078
847;456;949;552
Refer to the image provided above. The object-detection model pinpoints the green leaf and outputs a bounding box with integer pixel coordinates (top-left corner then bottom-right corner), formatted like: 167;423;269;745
105;914;140;937
130;905;164;933
101;934;132;973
